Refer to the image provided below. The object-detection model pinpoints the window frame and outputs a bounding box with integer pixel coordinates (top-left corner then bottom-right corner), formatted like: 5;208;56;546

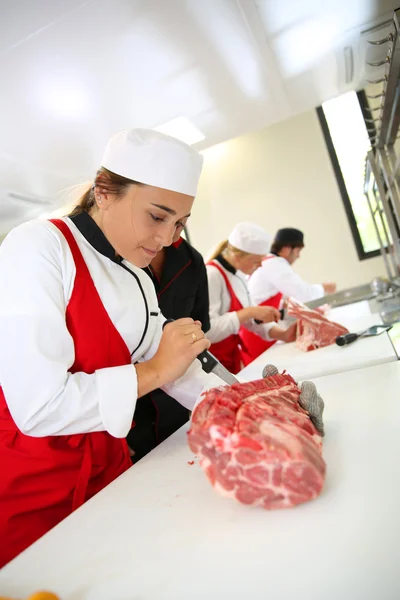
316;92;380;261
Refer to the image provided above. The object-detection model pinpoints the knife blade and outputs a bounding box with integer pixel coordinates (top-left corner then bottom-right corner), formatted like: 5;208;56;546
196;349;239;385
162;319;239;385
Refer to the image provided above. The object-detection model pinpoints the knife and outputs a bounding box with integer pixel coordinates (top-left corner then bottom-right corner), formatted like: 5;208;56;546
163;319;239;385
335;324;393;346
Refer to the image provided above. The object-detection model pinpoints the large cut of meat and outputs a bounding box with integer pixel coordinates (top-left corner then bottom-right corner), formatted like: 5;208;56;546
287;297;349;352
188;375;326;509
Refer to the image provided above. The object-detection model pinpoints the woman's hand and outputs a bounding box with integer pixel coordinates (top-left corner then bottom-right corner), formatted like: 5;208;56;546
269;321;297;343
136;318;210;396
322;282;336;295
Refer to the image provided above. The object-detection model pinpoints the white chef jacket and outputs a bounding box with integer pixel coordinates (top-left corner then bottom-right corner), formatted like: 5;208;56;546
0;215;223;439
248;254;324;305
206;257;274;344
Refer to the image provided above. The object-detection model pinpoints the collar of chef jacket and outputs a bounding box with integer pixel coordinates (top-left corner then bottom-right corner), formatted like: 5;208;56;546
214;253;236;275
69;211;122;264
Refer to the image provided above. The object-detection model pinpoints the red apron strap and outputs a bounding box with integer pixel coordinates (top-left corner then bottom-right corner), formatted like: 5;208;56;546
207;261;245;373
50;219;92;278
207;260;239;304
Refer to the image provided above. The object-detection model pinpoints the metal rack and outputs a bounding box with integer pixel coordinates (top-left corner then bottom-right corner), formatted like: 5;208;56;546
364;7;400;280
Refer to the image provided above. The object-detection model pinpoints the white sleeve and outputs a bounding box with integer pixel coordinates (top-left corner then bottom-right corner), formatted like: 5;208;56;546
138;312;225;410
0;222;137;439
265;259;324;303
206;265;240;343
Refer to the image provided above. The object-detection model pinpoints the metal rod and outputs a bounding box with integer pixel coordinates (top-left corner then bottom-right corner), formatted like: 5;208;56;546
367;33;394;45
365;117;381;123
368;150;400;273
377;8;400;146
364;106;383;113
366;93;384;99
366;58;390;67
366;76;387;84
364;161;395;279
365;186;393;278
378;148;400;248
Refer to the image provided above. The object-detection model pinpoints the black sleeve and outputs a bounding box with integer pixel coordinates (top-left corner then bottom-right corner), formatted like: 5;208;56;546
190;259;210;333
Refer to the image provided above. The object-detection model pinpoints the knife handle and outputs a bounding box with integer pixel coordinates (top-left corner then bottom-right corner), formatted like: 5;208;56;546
254;309;284;325
162;319;217;374
196;350;219;374
336;333;359;346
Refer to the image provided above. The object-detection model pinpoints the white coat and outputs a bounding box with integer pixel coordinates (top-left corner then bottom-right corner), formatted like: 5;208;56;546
206;258;274;344
0;216;222;439
248;255;324;306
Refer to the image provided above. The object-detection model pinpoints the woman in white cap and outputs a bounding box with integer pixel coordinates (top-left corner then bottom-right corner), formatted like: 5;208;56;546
206;222;296;374
0;129;224;567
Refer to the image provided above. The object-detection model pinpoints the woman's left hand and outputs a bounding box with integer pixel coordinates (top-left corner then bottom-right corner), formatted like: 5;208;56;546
270;321;297;343
281;321;297;342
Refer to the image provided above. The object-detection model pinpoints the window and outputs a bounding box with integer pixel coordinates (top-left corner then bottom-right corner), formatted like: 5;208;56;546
317;91;381;260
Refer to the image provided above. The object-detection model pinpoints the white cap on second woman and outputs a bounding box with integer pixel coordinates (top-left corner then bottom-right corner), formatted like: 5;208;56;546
228;222;271;255
101;128;204;197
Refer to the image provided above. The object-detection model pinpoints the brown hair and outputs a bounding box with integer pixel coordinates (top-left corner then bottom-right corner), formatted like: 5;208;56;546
69;167;142;216
270;241;304;255
208;240;252;262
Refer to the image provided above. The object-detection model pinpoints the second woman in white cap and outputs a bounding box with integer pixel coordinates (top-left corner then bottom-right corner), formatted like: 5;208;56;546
206;222;297;374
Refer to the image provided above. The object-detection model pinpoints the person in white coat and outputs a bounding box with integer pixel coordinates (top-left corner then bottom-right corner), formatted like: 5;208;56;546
244;227;337;361
249;228;336;305
206;222;297;374
0;128;224;567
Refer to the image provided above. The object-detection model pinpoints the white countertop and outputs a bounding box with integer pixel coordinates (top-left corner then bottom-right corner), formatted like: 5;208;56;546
1;361;400;600
327;299;374;323
239;308;397;383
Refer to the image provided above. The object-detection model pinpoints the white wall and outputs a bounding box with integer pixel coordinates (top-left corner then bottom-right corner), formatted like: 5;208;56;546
190;109;386;290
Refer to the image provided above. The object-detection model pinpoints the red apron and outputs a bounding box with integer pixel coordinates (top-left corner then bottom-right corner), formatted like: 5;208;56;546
240;256;283;364
207;261;250;374
0;219;132;568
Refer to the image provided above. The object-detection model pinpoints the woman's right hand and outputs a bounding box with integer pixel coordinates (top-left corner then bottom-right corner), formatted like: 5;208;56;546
148;318;211;387
238;305;280;324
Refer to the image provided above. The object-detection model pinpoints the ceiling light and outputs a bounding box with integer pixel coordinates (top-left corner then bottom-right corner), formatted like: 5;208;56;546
154;117;205;145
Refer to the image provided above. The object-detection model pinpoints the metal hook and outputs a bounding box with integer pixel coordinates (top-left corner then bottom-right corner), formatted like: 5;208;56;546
367;33;394;45
364;106;382;113
366;57;390;67
366;76;387;84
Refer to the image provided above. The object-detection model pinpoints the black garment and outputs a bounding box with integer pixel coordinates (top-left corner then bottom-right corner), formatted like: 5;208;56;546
126;239;210;463
214;253;236;275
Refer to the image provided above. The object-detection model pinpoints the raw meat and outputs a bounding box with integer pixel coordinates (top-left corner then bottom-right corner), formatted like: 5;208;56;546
188;374;326;509
287;297;348;352
315;303;331;316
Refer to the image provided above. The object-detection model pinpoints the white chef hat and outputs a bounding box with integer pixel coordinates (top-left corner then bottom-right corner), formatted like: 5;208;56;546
228;222;271;255
101;128;204;196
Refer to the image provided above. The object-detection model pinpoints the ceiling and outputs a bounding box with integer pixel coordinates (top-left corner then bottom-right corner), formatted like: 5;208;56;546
0;0;399;235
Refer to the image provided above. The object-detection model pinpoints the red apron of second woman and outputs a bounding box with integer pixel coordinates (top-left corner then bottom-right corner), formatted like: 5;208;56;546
0;219;132;568
207;261;251;374
240;255;283;364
